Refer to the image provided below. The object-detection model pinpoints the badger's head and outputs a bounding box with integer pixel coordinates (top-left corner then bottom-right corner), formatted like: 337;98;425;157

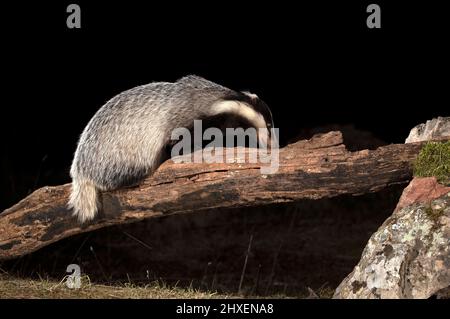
210;91;275;148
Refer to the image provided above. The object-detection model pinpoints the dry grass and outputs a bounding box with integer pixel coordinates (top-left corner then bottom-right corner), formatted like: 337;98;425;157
0;273;231;299
0;273;333;299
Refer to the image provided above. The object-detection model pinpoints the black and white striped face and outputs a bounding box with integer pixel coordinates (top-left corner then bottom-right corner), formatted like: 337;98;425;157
241;91;275;131
210;91;275;147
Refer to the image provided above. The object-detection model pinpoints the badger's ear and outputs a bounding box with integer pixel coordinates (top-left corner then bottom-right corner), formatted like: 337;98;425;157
242;91;259;100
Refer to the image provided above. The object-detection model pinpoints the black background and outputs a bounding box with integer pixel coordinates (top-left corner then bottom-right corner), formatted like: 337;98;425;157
1;1;449;210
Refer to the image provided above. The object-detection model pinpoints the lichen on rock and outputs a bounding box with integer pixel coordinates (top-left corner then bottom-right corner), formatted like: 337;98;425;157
333;178;450;299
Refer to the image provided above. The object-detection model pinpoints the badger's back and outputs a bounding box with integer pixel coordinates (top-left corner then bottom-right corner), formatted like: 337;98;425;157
69;76;234;222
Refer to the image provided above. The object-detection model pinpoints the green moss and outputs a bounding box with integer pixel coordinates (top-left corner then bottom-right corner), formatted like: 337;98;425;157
413;141;450;185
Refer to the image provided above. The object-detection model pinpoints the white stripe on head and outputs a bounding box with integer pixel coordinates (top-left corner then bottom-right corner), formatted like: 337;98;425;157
211;100;267;129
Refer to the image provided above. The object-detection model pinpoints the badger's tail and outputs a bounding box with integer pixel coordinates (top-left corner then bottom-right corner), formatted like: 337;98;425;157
68;177;100;223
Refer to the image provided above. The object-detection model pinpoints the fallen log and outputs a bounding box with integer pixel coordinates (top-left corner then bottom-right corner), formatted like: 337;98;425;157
0;131;431;260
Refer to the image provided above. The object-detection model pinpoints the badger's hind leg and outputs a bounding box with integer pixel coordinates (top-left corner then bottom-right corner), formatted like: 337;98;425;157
69;165;152;223
68;176;101;223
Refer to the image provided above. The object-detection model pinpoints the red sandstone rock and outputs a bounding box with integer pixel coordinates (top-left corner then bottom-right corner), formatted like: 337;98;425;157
395;177;450;212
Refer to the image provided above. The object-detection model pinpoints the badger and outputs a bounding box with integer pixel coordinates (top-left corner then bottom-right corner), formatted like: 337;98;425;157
69;75;275;223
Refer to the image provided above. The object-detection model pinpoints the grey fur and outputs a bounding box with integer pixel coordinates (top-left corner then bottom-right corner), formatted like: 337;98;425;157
69;75;273;222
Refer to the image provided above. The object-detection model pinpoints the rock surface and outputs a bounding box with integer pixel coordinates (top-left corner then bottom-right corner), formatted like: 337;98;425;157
395;177;450;211
333;177;450;299
405;117;450;143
